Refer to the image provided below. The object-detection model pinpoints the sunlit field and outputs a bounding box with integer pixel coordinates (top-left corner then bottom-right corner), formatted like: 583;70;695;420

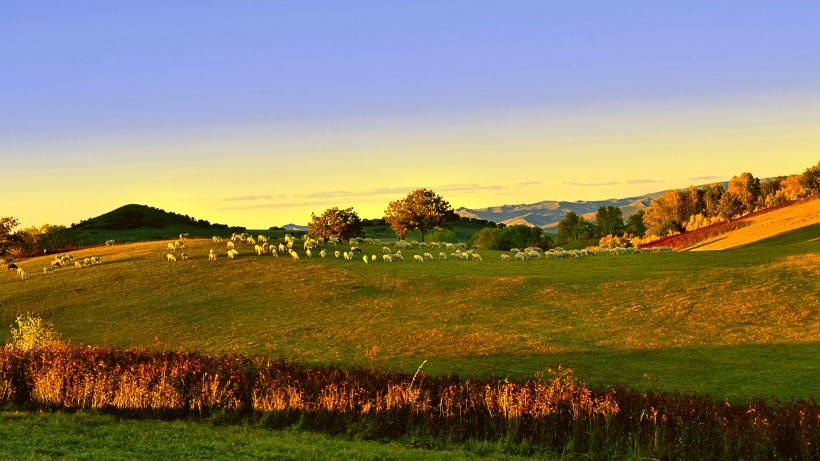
2;224;818;402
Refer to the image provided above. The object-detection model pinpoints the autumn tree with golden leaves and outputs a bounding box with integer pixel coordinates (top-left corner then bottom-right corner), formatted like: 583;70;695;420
384;189;459;241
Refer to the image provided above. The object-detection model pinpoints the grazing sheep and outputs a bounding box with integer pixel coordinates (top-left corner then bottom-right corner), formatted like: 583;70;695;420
382;254;393;262
423;252;434;260
19;270;28;280
167;254;177;262
227;241;235;249
439;252;447;260
413;255;425;262
84;258;92;266
343;251;351;260
209;253;219;261
515;252;527;261
75;261;83;269
167;242;176;251
105;239;115;246
91;256;102;264
175;241;185;249
382;247;391;254
212;236;223;242
43;266;53;275
50;260;61;269
181;253;189;260
371;254;377;262
471;253;483;261
501;254;512;261
7;263;18;271
255;245;265;255
179;233;189;240
258;235;267;243
392;253;404;261
320;249;327;258
246;237;256;245
362;255;369;264
227;249;239;259
290;250;300;260
278;243;286;252
306;249;313;258
334;251;341;259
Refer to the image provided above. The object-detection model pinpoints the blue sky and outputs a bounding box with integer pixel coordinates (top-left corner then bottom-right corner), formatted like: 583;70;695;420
3;2;819;228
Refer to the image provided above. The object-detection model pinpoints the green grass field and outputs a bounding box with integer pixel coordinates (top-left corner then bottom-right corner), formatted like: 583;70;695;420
0;410;542;460
2;224;818;402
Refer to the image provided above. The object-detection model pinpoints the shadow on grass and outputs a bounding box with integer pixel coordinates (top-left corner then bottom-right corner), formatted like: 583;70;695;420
420;341;820;402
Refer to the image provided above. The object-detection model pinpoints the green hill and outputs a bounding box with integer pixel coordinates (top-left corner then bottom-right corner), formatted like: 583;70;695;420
71;204;241;244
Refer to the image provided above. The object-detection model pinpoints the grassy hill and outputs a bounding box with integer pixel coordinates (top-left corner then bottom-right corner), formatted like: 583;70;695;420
2;223;818;401
690;194;820;251
70;204;243;244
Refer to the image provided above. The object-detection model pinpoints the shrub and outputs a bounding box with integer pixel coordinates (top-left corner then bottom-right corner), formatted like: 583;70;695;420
6;313;61;351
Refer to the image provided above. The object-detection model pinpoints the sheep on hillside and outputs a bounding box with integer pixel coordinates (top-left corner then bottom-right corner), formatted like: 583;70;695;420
423;253;434;260
105;240;115;246
382;254;393;262
43;266;53;275
209;253;219;261
439;252;447;260
413;255;425;262
501;254;512;261
167;242;176;251
19;270;28;280
320;249;327;258
334;250;341;259
167;254;177;262
181;253;189;260
91;256;102;264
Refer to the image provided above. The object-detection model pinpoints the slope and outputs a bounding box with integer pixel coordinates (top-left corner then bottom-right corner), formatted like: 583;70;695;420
690;196;820;251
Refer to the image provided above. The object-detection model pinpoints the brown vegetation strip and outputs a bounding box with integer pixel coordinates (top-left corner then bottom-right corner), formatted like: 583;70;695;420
0;344;817;459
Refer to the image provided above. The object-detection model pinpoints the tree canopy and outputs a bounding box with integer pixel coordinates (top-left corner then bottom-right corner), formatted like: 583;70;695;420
384;189;459;241
308;207;363;241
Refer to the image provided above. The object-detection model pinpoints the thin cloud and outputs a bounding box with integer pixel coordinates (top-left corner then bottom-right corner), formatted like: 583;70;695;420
563;180;620;187
220;195;278;202
626;179;663;185
438;183;504;193
517;181;542;186
688;175;724;182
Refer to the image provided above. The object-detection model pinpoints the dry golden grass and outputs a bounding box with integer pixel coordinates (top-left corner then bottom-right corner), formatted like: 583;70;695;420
693;196;820;251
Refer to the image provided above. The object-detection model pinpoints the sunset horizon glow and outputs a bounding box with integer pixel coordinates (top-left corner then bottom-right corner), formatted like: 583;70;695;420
3;2;818;229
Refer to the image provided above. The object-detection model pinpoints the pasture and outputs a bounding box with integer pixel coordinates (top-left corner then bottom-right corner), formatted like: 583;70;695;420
2;224;818;401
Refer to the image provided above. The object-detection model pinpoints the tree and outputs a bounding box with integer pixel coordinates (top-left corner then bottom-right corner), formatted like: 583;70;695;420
728;172;761;214
308;207;363;241
0;217;21;255
776;175;805;202
384;189;459;242
594;206;624;237
718;191;743;220
557;211;585;242
642;190;683;237
625;210;647;237
799;159;820;195
702;183;725;218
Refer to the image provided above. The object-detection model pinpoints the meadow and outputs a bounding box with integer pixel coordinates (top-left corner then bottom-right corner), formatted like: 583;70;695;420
2;224;818;402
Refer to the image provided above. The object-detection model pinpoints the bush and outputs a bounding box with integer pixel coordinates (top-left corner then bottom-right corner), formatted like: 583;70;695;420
6;313;61;351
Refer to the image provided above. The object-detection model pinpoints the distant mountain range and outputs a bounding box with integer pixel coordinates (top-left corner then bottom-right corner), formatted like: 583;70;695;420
456;183;728;231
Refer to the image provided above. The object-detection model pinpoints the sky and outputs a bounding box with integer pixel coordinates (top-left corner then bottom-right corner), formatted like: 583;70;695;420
3;1;819;229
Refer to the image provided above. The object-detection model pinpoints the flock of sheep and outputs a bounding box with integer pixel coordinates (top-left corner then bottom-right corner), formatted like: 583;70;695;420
5;231;671;282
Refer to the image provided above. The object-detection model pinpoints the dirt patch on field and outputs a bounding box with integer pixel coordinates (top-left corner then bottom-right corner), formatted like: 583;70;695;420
692;197;820;251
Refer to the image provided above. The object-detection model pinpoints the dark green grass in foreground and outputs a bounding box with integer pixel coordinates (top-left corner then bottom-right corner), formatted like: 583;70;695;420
0;410;542;460
1;224;817;402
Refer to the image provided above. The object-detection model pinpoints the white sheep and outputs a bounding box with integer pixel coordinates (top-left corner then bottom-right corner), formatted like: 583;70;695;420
179;233;189;240
334;251;341;259
439;252;447;260
278;243;286;252
343;251;351;260
392;253;404;261
181;253;189;260
91;256;102;264
209;253;219;261
105;239;115;246
290;250;299;260
167;254;177;262
84;257;92;266
258;235;267;243
471;253;483;261
255;245;265;255
382;247;391;254
75;261;83;269
228;249;239;259
320;249;327;258
413;255;425;262
371;254;377;262
423;252;434;260
382;254;393;262
362;255;369;264
175;241;184;249
19;270;28;280
227;241;235;249
212;236;223;242
515;252;527;261
501;254;512;261
167;242;176;251
43;266;53;274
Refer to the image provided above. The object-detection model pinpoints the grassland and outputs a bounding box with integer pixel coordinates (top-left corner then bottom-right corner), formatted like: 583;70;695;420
0;410;538;460
2;223;818;402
